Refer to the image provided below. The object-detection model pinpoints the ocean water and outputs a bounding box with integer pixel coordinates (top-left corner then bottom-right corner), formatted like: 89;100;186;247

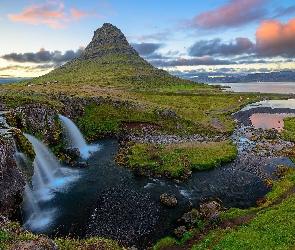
210;82;295;94
0;78;29;84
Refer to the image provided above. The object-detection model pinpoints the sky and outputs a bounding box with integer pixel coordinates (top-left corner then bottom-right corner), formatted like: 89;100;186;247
1;0;295;78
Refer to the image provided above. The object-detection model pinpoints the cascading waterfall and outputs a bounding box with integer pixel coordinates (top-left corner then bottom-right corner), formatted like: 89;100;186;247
18;134;79;233
25;134;59;191
58;114;99;158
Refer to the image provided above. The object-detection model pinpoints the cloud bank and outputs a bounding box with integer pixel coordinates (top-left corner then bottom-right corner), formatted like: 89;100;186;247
2;47;84;64
189;38;254;57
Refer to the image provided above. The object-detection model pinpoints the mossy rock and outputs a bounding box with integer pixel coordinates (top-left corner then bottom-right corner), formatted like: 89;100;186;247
12;129;35;162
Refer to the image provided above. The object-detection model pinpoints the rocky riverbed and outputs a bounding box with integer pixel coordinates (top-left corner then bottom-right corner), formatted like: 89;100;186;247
86;187;161;249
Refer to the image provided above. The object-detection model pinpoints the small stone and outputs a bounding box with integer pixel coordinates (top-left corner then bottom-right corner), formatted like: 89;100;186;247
174;226;187;238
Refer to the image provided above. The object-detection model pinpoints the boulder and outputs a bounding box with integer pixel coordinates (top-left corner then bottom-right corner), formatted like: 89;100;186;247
160;193;178;207
199;201;221;222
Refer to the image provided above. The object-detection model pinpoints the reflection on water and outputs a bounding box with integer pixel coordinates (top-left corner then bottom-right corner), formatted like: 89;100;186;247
250;113;295;131
242;99;295;111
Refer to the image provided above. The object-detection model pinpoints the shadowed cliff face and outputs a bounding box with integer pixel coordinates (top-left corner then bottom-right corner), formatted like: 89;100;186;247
0;137;25;218
5;103;61;146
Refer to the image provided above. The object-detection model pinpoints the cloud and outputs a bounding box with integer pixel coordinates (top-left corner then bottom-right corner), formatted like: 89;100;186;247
1;47;84;64
7;1;69;28
149;56;236;67
128;29;172;41
7;1;101;28
255;18;295;57
0;64;54;73
183;0;267;30
70;7;99;21
188;38;254;57
273;5;295;18
131;43;164;56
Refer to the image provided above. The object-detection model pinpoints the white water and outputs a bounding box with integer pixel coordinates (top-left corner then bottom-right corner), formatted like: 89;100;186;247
25;134;59;188
20;134;79;233
58;114;99;158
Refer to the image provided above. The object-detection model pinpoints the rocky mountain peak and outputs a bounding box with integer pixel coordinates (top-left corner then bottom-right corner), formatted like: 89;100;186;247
79;23;139;60
86;23;130;50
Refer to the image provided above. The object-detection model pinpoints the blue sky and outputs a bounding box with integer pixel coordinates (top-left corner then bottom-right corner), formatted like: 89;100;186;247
1;0;295;78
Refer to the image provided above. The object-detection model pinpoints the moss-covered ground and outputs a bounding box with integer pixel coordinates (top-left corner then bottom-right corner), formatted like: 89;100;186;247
126;141;237;177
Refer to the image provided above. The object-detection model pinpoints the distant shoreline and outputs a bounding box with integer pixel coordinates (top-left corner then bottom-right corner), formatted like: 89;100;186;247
0;77;31;84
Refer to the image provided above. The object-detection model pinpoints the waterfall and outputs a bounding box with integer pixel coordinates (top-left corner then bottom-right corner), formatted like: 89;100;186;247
18;134;79;233
25;134;59;189
58;114;99;158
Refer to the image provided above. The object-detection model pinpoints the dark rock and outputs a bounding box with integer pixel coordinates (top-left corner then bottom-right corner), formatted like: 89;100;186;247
174;226;187;238
0;136;25;218
66;148;80;159
160;193;178;207
4;103;59;145
155;108;177;119
70;161;89;168
199;201;221;222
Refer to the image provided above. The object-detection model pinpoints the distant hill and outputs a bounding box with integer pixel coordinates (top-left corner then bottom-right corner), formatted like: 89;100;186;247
27;23;192;89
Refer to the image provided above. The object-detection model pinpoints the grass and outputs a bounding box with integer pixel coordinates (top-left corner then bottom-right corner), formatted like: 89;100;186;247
54;237;125;250
126;141;238;177
280;117;295;142
129;91;260;134
0;221;124;250
280;117;295;162
203;194;295;250
0;222;38;250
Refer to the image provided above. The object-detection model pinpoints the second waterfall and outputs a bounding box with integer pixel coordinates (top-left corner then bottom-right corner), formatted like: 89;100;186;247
58;114;99;158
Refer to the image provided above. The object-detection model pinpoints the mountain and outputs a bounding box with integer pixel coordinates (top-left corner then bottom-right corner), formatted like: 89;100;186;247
30;23;191;88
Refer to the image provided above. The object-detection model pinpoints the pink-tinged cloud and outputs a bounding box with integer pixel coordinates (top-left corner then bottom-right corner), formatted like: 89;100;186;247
186;0;267;30
7;1;69;28
256;19;295;57
70;7;99;21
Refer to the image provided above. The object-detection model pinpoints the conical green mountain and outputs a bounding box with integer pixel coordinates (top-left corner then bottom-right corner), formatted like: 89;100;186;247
32;23;190;88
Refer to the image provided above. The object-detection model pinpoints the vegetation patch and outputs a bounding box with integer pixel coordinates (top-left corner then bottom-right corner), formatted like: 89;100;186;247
129;91;259;134
12;129;35;162
126;141;237;178
280;117;295;162
280;117;295;142
54;237;124;250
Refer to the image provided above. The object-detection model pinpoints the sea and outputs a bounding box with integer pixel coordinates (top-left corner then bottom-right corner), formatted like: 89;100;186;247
0;77;29;84
208;81;295;94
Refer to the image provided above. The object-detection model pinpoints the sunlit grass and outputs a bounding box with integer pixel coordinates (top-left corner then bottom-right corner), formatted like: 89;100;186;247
127;141;238;177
